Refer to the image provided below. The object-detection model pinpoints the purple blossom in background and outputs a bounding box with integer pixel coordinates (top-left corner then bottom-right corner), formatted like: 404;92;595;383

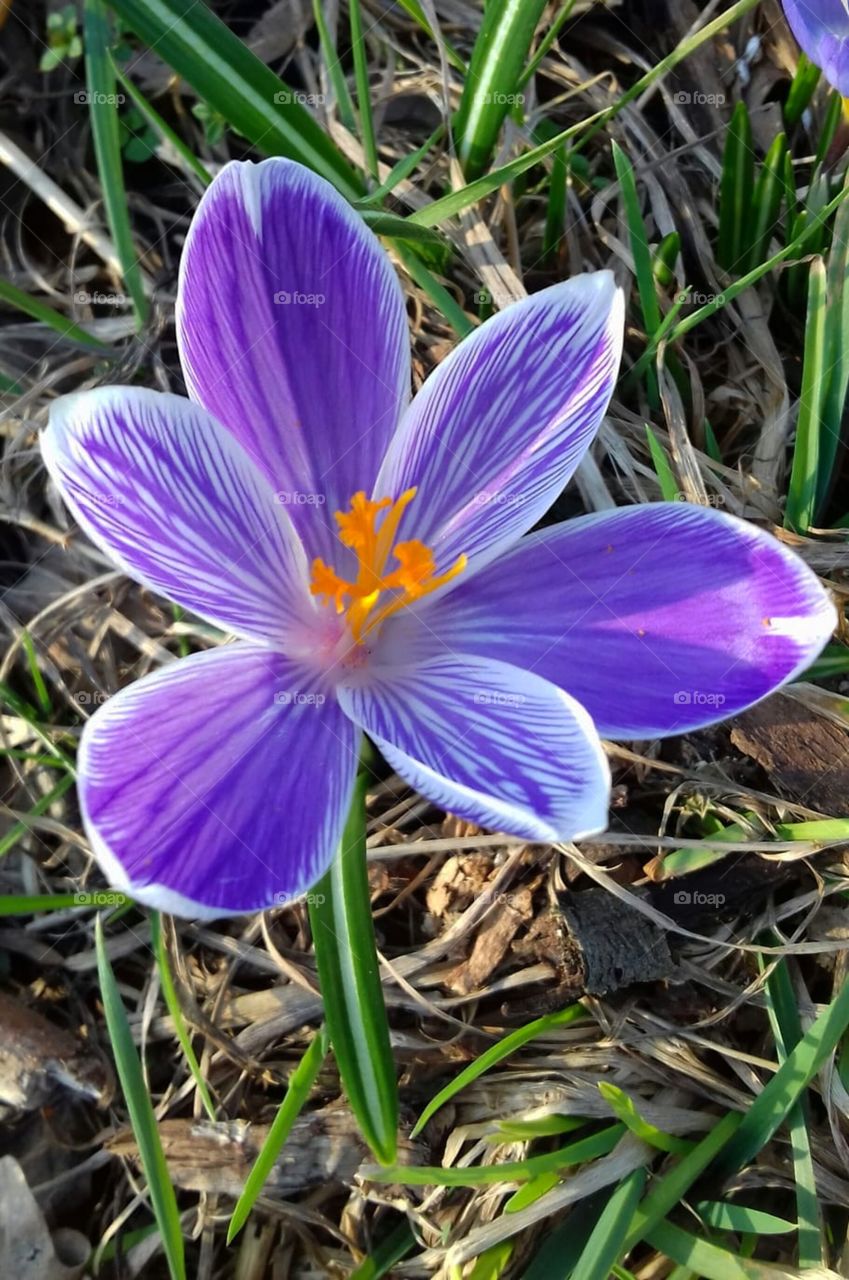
42;159;835;919
781;0;849;95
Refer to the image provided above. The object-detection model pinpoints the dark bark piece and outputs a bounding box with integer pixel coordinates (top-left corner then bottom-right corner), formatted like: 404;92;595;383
558;889;674;995
731;694;849;815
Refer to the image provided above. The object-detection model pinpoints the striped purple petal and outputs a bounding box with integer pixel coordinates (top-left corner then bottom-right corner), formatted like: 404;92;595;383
782;0;849;95
338;655;610;841
380;503;835;739
374;273;623;581
79;645;358;918
43;386;314;644
177;159;410;564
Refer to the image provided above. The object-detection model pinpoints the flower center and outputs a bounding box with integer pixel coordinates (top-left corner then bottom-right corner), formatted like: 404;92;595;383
310;488;466;644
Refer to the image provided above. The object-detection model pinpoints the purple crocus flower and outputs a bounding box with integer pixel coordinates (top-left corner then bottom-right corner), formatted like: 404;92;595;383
43;159;834;919
782;0;849;95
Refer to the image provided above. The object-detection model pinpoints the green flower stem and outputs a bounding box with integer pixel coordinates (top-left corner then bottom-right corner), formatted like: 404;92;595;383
308;749;397;1163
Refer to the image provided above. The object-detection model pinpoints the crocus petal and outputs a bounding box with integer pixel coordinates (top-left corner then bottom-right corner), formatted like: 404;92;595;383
43;386;314;644
782;0;849;95
177;158;410;562
374;274;623;580
79;645;358;919
338;655;610;841
380;503;835;739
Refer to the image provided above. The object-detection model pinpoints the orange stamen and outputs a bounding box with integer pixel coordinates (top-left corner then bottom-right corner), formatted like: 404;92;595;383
310;490;466;643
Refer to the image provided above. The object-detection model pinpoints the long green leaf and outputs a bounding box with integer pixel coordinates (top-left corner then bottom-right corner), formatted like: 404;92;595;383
83;0;150;326
786;256;828;534
309;768;397;1164
150;912;216;1123
0;276;107;349
455;0;547;178
718;102;754;273
570;1168;647;1280
711;971;849;1180
103;0;361;197
412;1003;585;1137
95;915;185;1280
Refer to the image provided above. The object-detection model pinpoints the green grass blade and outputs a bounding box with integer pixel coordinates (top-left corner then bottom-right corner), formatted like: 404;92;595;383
598;1084;692;1155
746;132;787;272
711;969;849;1181
227;1026;328;1242
369;1124;627;1186
570;1168;647;1280
308;768;397;1165
695;1201;795;1235
718;102;754;273
522;1191;610;1279
785;51;820;127
760;948;824;1266
454;0;547;178
409;0;761;229
0;774;76;858
411;1004;585;1137
0;275;107;349
95;914;185;1279
612;141;662;405
349;0;378;179
150;912;216;1123
645;424;680;500
103;0;361;197
621;1111;742;1255
391;0;465;72
311;0;356;131
348;1219;416;1279
786;256;828;534
816;170;849;512
83;0;150;327
21;631;51;717
645;1221;794;1280
0;891;128;914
